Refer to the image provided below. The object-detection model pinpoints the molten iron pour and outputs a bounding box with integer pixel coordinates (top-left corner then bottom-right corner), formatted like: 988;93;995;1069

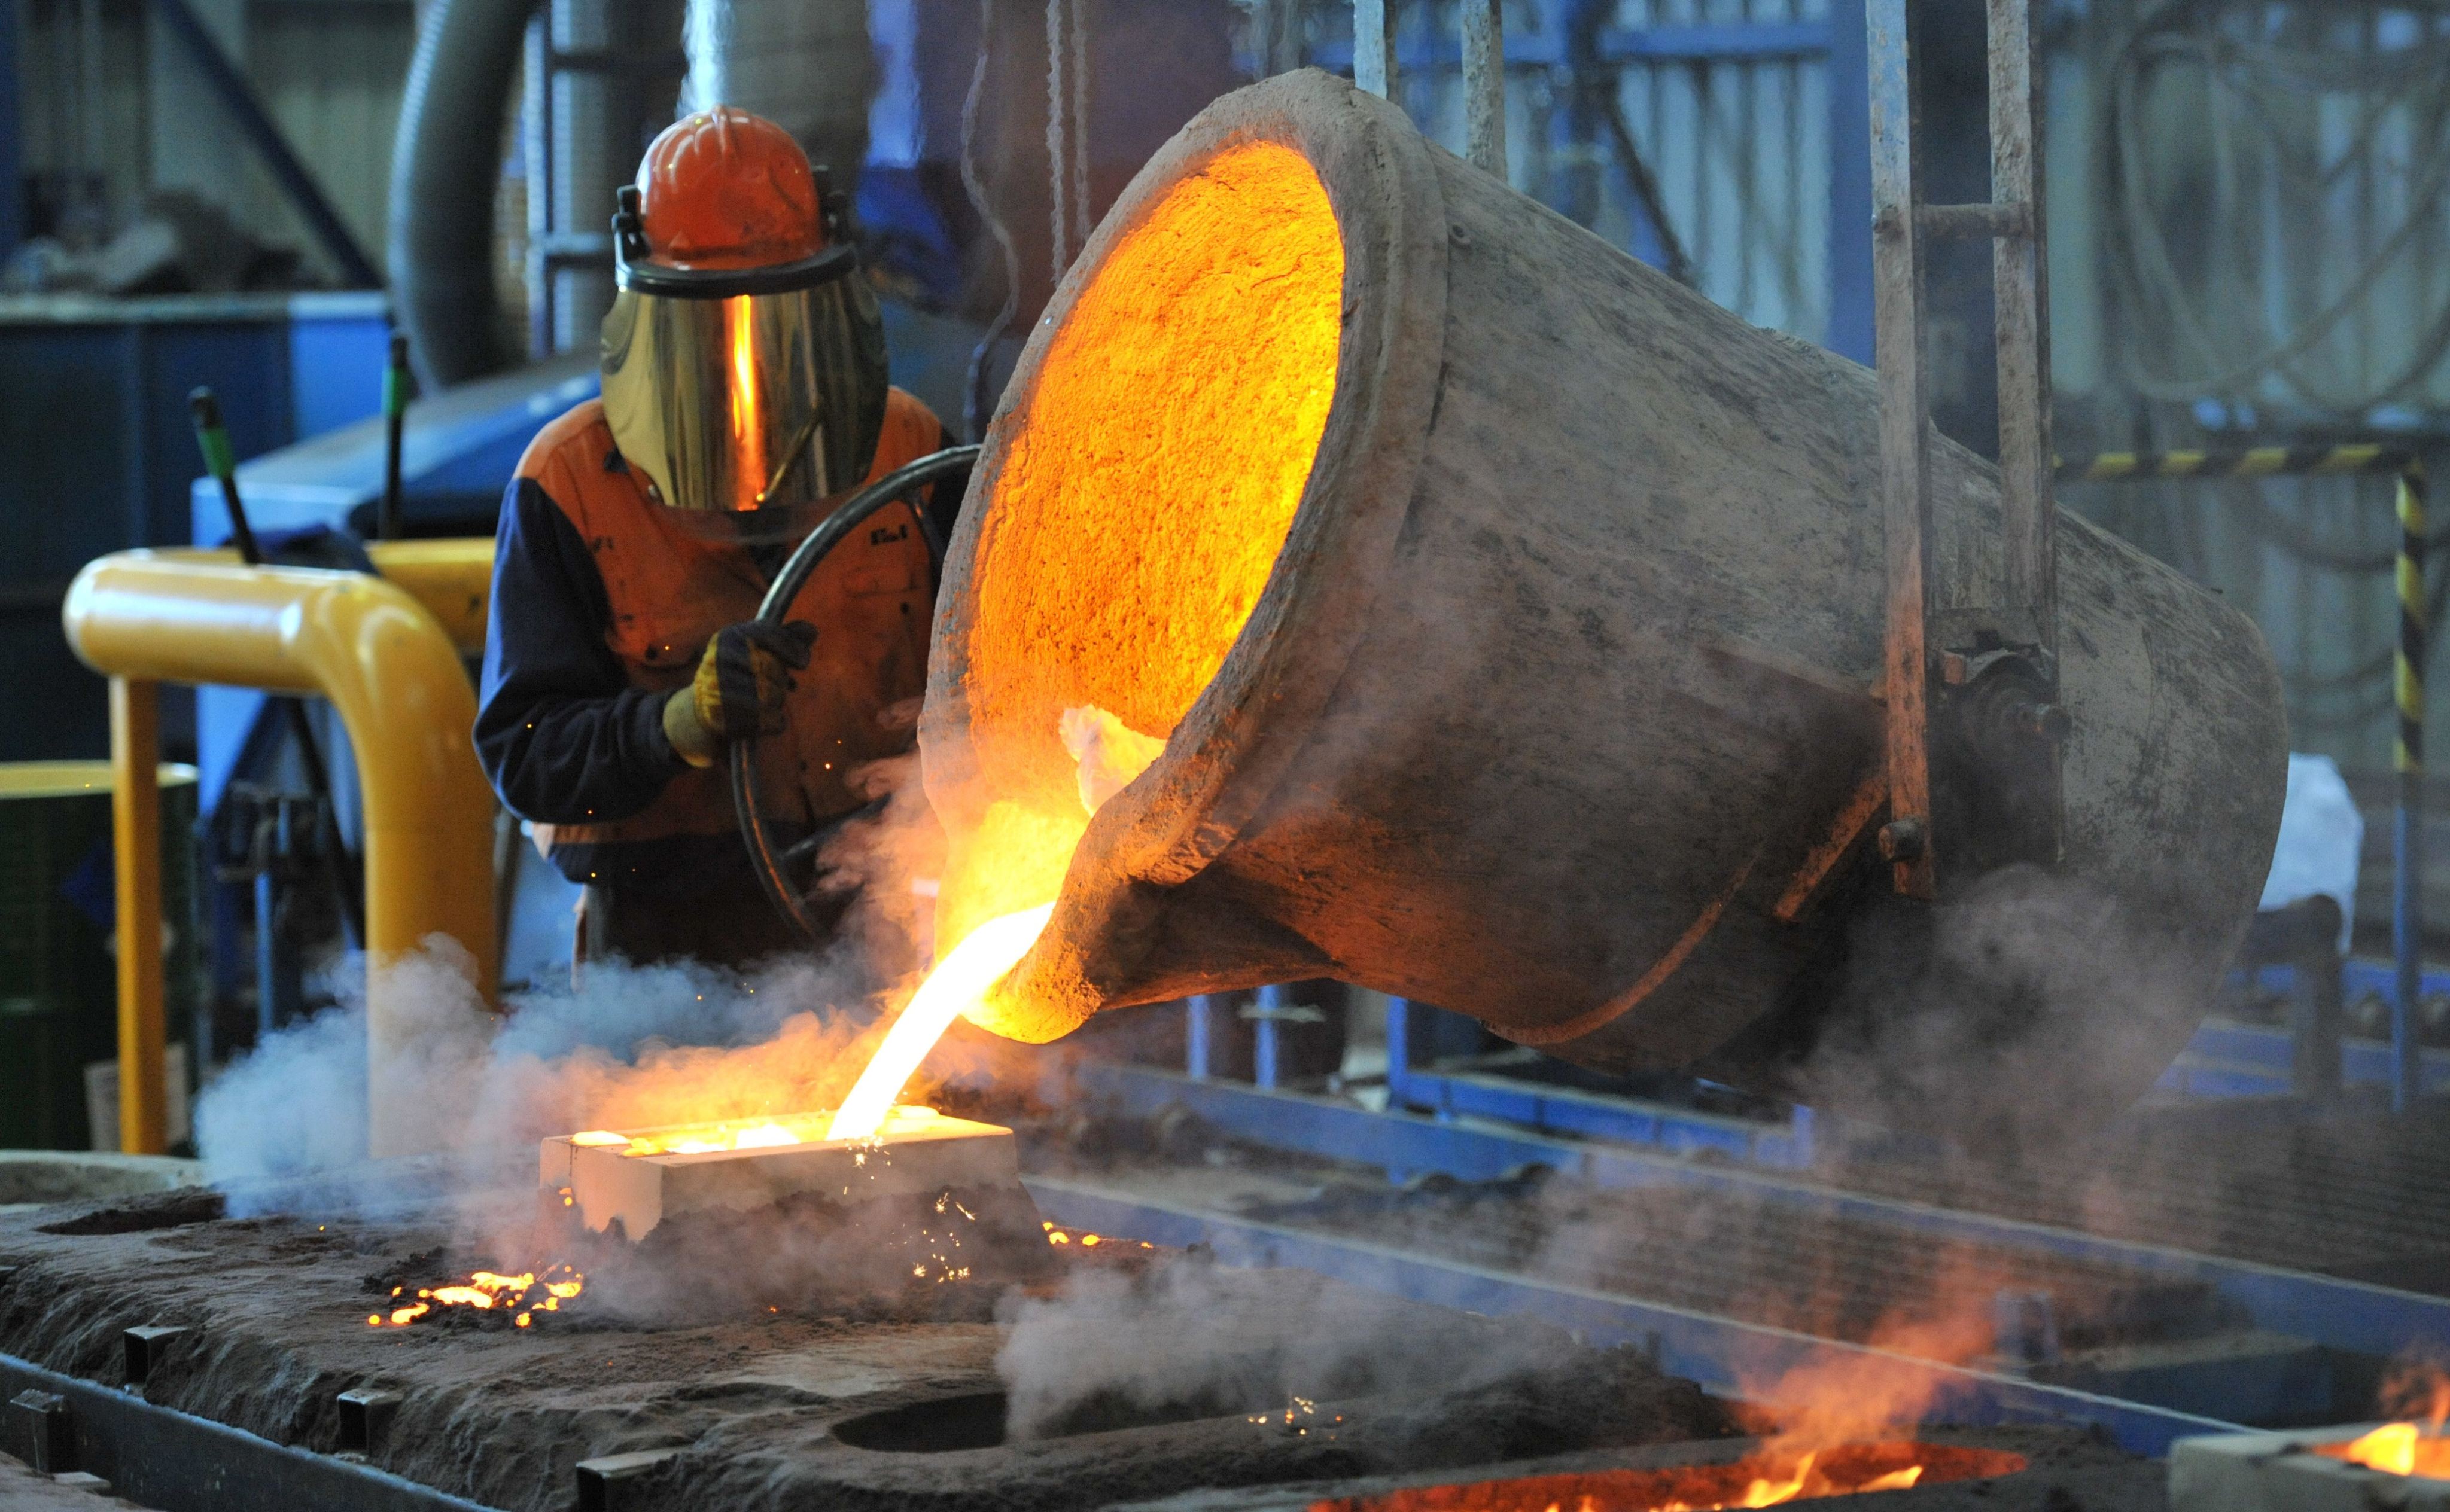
366;705;1161;1332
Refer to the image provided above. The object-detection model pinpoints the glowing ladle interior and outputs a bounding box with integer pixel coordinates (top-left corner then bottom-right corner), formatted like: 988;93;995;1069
827;141;1348;1126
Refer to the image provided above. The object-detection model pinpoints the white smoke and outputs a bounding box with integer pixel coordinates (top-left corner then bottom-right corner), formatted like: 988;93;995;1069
194;753;960;1215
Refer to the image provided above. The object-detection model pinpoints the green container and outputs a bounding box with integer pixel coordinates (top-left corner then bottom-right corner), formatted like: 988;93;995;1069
0;763;200;1150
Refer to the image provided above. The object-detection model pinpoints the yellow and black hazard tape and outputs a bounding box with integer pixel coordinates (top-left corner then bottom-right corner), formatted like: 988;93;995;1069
2057;443;2430;773
2054;443;2418;481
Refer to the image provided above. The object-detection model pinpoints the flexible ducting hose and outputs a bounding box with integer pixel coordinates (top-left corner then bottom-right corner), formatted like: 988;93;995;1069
732;446;981;937
389;0;539;390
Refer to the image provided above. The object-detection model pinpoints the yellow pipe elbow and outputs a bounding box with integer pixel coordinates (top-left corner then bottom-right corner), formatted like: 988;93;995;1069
366;538;494;654
63;549;498;1157
119;541;497;654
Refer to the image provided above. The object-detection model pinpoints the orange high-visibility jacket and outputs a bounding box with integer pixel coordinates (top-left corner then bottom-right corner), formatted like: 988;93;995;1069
481;388;946;875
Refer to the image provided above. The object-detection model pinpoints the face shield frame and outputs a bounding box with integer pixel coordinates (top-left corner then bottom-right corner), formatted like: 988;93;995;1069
601;185;890;536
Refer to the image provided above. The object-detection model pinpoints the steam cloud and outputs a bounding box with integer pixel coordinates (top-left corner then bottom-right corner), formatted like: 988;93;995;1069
194;753;959;1214
991;1255;1720;1450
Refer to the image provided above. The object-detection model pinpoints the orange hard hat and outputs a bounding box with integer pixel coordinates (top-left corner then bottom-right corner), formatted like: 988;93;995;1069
630;107;833;272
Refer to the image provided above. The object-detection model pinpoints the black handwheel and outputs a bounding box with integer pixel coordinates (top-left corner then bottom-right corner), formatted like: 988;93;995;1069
731;445;982;938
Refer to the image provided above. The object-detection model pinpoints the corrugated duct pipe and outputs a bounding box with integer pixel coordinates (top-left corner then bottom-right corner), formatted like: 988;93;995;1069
388;0;538;389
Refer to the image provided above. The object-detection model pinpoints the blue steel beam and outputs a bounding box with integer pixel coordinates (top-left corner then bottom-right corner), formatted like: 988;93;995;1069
1304;22;1829;74
1074;1064;2450;1362
1596;22;1831;61
1823;0;1875;364
1024;1175;2239;1458
2160;1014;2450;1099
1384;999;1814;1166
1389;1064;1813;1167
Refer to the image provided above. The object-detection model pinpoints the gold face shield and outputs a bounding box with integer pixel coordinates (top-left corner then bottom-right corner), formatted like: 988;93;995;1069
600;234;890;538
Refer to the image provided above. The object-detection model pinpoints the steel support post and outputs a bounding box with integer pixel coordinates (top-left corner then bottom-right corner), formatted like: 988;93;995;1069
1987;0;2054;645
1353;0;1395;97
1384;996;1416;1106
1462;0;1506;177
1824;0;1874;365
1865;0;1935;898
1185;995;1213;1080
2396;464;2429;1112
1252;984;1284;1089
108;678;169;1155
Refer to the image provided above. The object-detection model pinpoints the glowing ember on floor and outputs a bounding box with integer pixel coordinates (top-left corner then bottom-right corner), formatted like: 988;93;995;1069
1307;1444;2023;1511
366;1264;584;1330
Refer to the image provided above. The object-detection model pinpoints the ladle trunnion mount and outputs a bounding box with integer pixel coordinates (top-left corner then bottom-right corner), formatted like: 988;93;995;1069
921;70;2286;1144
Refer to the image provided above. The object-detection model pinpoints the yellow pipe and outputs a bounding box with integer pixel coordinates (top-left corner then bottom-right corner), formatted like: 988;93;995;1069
63;549;498;1157
150;541;498;654
108;679;168;1154
366;538;493;653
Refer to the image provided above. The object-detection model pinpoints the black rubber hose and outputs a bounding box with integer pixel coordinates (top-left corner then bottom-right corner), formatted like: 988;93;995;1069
732;446;984;938
388;0;538;390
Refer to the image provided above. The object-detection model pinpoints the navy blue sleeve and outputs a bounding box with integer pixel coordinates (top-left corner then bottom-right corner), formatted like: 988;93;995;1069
474;477;686;826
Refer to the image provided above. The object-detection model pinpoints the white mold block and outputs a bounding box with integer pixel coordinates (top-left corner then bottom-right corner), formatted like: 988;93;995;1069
539;1114;1020;1240
2171;1426;2450;1512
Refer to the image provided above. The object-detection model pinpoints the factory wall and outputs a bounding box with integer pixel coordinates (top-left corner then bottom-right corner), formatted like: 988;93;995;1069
17;0;413;282
8;0;2447;929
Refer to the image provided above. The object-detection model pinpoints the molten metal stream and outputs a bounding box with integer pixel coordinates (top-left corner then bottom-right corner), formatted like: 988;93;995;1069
824;902;1058;1140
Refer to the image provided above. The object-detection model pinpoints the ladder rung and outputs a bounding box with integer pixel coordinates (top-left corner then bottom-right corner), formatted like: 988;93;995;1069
1916;202;2031;241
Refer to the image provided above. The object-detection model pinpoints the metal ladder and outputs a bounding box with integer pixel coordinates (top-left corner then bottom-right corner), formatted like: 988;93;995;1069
1866;0;2065;899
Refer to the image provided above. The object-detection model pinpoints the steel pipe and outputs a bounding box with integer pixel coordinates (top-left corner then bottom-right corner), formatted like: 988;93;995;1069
63;548;497;1157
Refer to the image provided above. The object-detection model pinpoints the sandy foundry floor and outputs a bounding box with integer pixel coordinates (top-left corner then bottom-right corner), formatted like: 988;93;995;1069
1105;1426;2165;1511
0;1178;1734;1512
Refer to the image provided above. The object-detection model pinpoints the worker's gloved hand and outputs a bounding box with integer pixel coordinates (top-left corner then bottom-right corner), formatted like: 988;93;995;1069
662;620;817;768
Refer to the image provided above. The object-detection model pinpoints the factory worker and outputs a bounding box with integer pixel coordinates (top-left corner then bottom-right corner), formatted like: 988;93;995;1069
476;107;964;968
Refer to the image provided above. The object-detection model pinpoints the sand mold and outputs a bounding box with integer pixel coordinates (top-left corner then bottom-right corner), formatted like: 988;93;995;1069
0;1192;1733;1512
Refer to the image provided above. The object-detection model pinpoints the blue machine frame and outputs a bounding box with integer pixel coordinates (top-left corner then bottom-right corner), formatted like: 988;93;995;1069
1062;1059;2450;1446
1025;1172;2240;1457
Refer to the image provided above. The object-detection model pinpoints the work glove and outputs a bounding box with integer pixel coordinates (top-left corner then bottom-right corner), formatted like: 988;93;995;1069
662;620;817;768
